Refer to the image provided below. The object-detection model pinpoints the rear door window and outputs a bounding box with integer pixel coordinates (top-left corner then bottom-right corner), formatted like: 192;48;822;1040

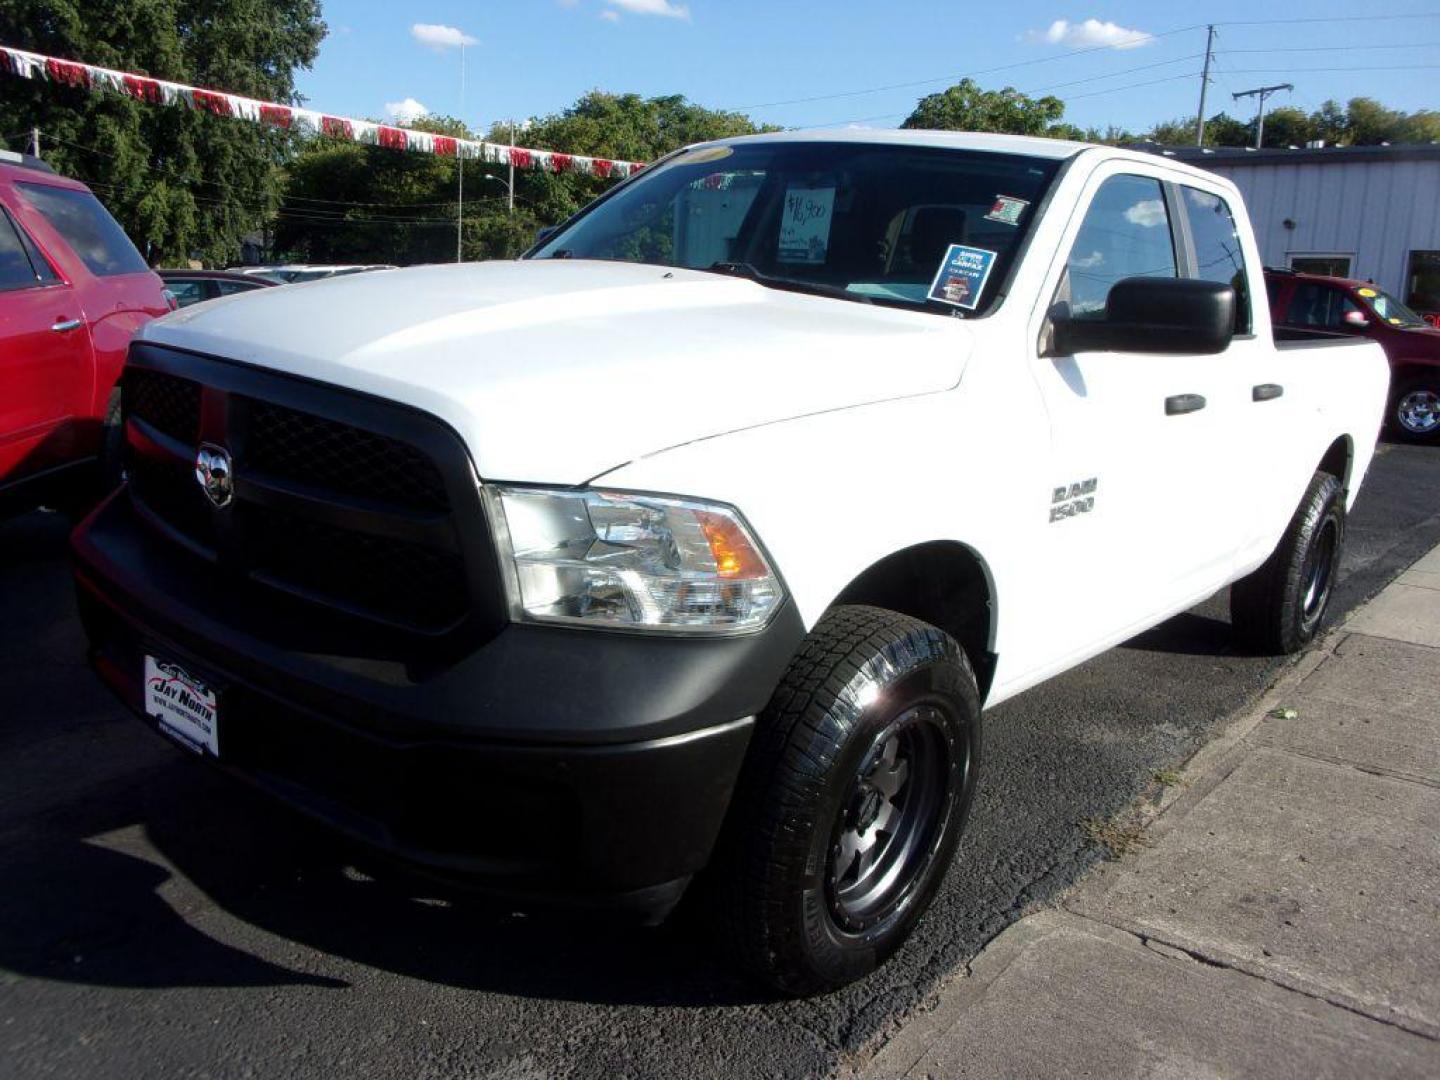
1182;187;1251;334
17;182;148;277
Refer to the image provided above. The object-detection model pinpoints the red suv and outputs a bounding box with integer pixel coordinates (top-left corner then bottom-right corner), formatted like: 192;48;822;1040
0;152;171;515
1266;268;1440;441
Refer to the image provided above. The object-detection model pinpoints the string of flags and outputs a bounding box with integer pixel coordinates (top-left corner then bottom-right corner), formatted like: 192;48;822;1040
0;44;647;180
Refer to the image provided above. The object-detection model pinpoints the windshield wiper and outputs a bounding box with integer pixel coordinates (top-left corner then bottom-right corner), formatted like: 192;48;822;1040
706;261;872;304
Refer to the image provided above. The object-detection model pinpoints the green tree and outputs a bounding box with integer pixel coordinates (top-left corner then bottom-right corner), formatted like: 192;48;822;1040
511;91;777;226
1257;106;1313;148
1342;97;1405;145
0;0;324;265
1398;110;1440;144
902;79;1066;135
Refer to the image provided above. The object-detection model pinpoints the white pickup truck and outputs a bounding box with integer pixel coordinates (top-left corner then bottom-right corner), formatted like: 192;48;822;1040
72;130;1389;995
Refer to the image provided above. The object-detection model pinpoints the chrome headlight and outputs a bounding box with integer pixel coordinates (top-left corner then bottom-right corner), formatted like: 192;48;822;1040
488;486;784;633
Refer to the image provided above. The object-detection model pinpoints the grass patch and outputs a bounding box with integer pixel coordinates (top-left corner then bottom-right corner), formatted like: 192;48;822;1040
1080;818;1150;858
1152;768;1186;788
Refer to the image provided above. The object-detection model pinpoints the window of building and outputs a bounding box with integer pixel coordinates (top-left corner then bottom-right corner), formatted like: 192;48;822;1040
1287;253;1352;278
1406;251;1440;320
1060;174;1177;319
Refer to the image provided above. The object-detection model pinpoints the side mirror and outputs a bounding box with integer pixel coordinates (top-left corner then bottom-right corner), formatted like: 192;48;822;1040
1050;277;1236;356
533;225;560;246
1343;310;1370;329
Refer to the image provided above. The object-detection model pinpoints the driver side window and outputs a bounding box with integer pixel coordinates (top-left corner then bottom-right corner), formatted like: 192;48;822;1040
1059;175;1177;320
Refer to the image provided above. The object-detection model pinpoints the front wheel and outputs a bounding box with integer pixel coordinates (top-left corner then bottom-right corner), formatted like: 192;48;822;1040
717;605;981;995
1231;471;1345;655
1391;376;1440;442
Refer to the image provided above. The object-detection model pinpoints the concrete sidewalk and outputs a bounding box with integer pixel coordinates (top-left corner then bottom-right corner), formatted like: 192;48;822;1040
859;547;1440;1079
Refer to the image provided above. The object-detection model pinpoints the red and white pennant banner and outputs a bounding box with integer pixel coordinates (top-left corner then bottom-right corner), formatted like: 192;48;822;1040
0;44;646;180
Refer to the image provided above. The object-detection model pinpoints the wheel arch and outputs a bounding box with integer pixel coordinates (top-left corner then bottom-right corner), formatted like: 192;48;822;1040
1316;433;1354;497
828;540;998;703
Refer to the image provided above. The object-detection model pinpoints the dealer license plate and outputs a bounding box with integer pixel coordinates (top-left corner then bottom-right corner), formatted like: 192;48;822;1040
144;655;219;756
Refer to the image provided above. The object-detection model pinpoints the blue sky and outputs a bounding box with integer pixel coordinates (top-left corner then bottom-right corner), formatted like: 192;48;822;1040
297;2;1440;137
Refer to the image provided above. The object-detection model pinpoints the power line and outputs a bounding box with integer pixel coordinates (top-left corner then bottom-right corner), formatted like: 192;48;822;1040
727;12;1440;117
726;25;1206;111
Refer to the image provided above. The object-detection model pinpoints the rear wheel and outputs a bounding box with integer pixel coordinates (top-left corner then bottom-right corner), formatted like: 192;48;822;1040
717;605;981;995
1391;376;1440;442
1231;471;1345;655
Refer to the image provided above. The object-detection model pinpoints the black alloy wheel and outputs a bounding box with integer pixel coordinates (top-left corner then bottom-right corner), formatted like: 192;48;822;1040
716;605;981;995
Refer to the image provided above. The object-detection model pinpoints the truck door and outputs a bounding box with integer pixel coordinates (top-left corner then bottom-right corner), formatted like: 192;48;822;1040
0;205;91;484
1175;183;1302;574
1028;170;1243;654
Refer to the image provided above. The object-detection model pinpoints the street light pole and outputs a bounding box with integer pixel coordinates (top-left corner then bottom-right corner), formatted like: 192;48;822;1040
507;119;515;214
456;42;465;263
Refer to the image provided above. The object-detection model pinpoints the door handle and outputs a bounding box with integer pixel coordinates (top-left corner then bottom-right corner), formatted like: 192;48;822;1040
1253;383;1284;402
1165;393;1207;416
51;318;83;333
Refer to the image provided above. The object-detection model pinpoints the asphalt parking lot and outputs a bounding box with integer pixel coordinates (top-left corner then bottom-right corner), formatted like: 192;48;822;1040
3;438;1438;1080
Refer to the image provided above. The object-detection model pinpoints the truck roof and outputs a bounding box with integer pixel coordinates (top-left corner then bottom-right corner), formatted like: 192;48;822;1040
713;127;1091;160
701;129;1247;190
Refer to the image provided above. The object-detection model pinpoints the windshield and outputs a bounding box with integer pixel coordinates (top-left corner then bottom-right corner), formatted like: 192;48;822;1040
1359;286;1427;329
530;141;1061;316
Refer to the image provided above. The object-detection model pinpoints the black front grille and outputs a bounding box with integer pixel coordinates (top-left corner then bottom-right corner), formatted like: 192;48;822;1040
243;505;468;628
121;352;497;644
126;367;201;444
246;400;449;511
129;455;217;550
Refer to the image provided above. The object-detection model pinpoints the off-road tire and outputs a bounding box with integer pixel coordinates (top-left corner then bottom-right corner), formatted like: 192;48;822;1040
716;605;981;996
1231;471;1345;655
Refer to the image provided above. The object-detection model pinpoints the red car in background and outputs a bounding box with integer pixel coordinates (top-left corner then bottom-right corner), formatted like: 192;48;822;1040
0;151;171;515
1266;268;1440;442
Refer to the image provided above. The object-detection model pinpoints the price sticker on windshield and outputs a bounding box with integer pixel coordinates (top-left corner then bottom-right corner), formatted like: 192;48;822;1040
778;184;836;265
928;244;997;310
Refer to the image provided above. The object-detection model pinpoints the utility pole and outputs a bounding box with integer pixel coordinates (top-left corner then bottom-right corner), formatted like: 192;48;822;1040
507;119;515;214
1195;24;1216;146
456;42;466;263
1233;83;1294;149
30;126;40;158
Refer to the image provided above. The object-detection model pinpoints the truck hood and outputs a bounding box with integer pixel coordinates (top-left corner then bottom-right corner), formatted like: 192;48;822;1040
142;261;971;482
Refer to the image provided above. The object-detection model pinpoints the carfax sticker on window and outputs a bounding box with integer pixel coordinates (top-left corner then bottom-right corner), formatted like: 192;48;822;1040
984;195;1029;226
928;244;997;310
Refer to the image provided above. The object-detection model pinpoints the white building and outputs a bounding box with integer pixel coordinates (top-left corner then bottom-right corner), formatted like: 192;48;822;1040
1153;144;1440;321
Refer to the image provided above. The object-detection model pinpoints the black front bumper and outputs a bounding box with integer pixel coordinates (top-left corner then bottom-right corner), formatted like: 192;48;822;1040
73;491;804;919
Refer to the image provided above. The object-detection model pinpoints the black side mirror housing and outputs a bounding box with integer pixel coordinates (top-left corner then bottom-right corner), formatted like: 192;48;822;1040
533;225;560;247
1050;277;1236;356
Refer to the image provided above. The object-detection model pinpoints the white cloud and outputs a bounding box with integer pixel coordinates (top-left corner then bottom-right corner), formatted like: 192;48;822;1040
385;97;429;124
1124;198;1167;228
604;0;691;19
1026;18;1152;50
600;10;621;21
410;23;478;50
